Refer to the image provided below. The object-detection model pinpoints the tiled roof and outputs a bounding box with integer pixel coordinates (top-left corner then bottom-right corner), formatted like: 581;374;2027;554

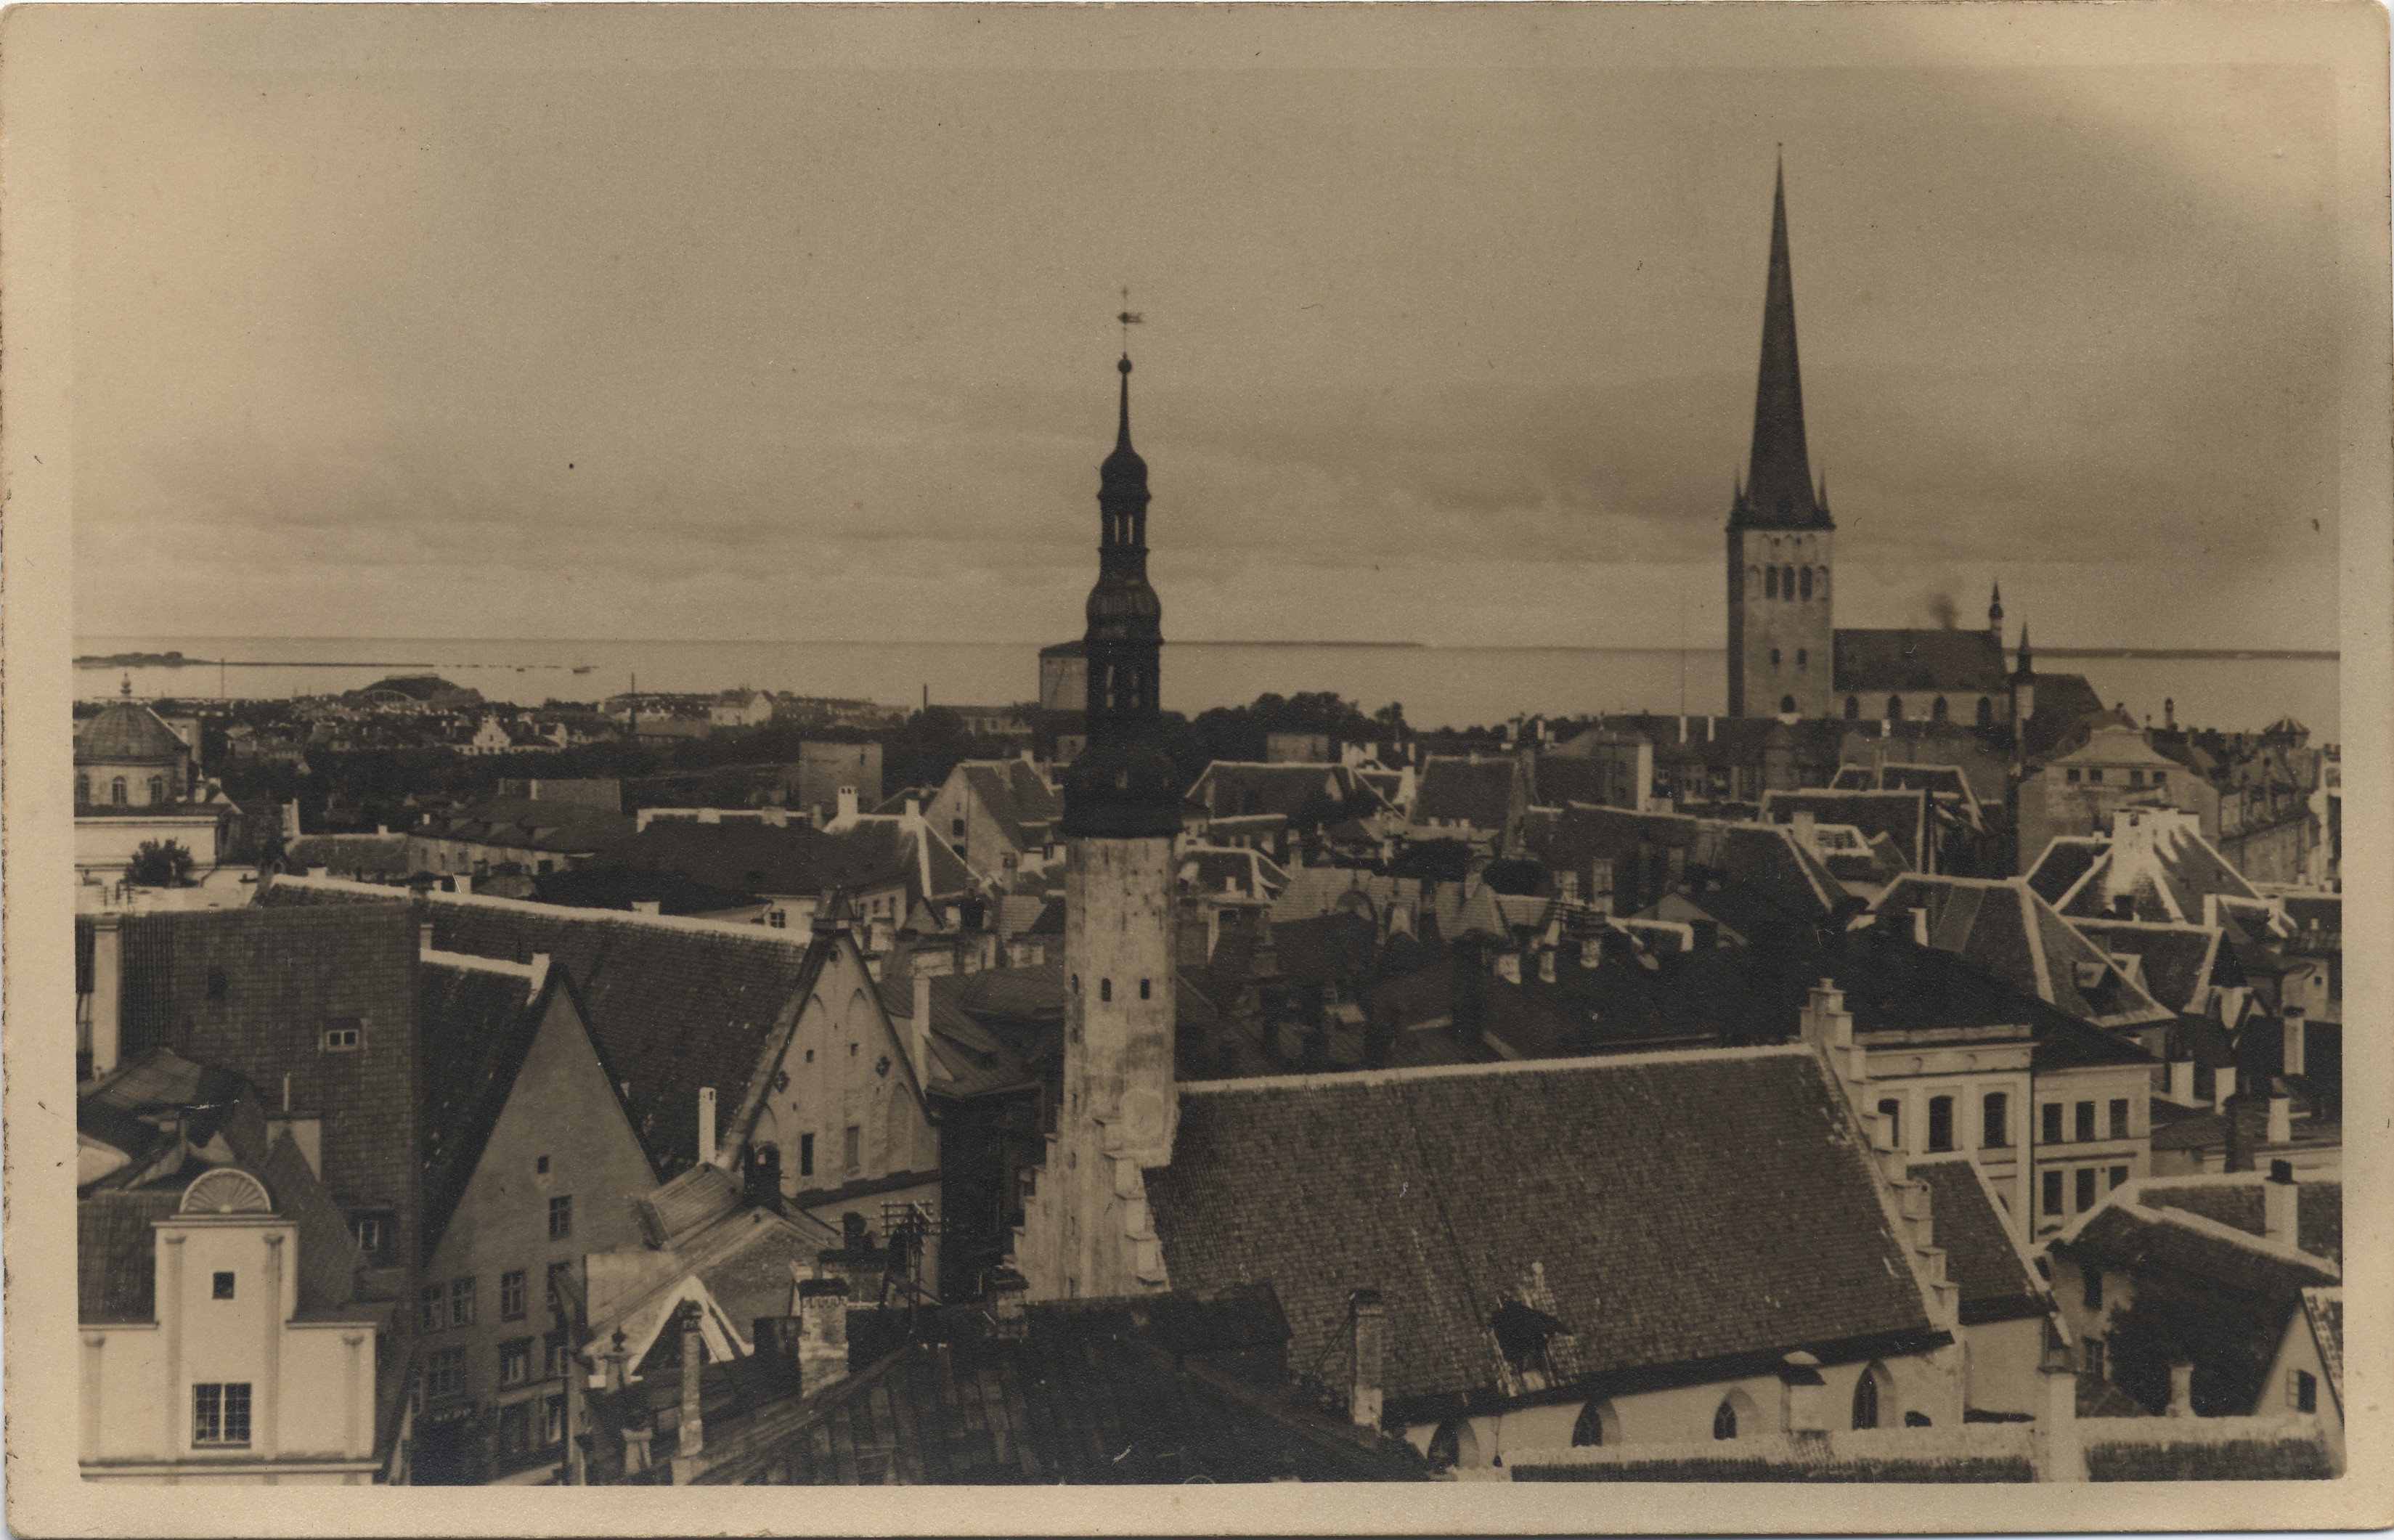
2064;919;2222;1015
1833;629;2008;693
1191;762;1391;822
2137;1178;2341;1268
2019;673;2108;761
1762;789;1927;871
421;794;635;855
956;760;1064;851
1274;911;1381;987
691;1291;1425;1485
2043;820;2263;926
1908;1157;2048;1327
418;960;547;1258
78;1189;180;1321
1524;756;1613;810
1147;1048;1936;1418
1411;757;1520;832
402;891;824;1179
587;820;837;895
2303;1288;2342;1407
1873;875;2175;1029
2024;838;2107;907
533;863;764;916
76;700;190;764
283;834;412;879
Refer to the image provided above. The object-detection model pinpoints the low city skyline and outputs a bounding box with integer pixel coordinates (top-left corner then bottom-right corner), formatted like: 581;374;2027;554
68;11;2348;653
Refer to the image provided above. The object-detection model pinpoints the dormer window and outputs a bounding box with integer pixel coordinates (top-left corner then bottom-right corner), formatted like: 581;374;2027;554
322;1019;364;1051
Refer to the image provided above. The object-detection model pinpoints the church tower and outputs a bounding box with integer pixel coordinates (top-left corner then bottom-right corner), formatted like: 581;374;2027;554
1014;350;1180;1302
1726;160;1836;719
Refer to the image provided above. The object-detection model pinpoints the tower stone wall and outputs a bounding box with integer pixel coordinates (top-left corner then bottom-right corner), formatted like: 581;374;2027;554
1730;526;1836;718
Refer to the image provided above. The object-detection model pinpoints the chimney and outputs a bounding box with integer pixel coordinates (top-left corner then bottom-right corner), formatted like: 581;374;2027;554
2164;697;2176;731
672;1302;705;1483
1910;906;1930;947
1537;948;1557;985
2266;1085;2293;1146
1348;1290;1386;1430
452;873;473;896
2037;1336;2084;1482
697;807;722;825
308;865;330;881
602;1327;630;1393
988;1268;1030;1340
621;1422;653;1475
698;1087;717;1167
630;899;661;916
1801;977;1853;1050
2166;1056;2196;1105
1494;951;1520;986
2281;1009;2307;1077
87;914;123;1080
911;971;935;1084
527;951;550;1004
797;1277;852;1388
1779;1351;1828;1437
2212;1066;2236;1109
903;797;923;824
2165;1359;2195;1418
752;1316;805;1396
1791;808;1816;842
1677;715;1687;745
1579;934;1603;970
1555;870;1579;904
2264;1159;2298;1247
418;921;435;957
835;786;859;825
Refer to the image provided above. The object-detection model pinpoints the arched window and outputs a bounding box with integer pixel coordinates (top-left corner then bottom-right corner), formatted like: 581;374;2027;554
1765;567;1778;598
1976;696;1994;728
1886;697;1904;722
1780;696;1796;714
1426;1418;1479;1472
1799;566;1813;600
110;777;127;806
1571;1400;1618;1447
1844;696;1860;721
148;776;165;804
1783;565;1797;598
1712;1396;1743;1441
1747;566;1761;595
1931;696;1949;723
1852;1371;1880;1430
1099;978;1112;1002
1796;648;1807;669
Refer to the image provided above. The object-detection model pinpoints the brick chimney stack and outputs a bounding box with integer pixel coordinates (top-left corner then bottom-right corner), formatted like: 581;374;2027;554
797;1276;851;1390
2266;1085;2294;1146
1348;1290;1387;1430
2264;1159;2298;1248
2166;1359;2195;1418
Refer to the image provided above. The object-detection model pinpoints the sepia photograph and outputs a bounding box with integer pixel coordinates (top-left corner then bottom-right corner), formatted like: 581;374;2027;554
4;2;2387;1533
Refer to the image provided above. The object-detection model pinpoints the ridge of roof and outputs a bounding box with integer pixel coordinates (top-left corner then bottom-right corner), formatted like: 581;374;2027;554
2051;1180;2341;1279
1178;1040;1815;1096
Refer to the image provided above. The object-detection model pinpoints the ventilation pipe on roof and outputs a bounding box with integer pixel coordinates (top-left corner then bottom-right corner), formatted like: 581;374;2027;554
1537;947;1557;985
2264;1158;2298;1247
697;1086;717;1168
2282;1009;2307;1077
2167;1056;2196;1105
834;786;859;826
86;914;123;1080
2213;1066;2237;1110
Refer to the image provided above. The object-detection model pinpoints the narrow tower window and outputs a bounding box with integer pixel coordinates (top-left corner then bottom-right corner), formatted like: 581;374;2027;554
1783;565;1796;598
1799;567;1813;600
1780;696;1796;714
1796;648;1807;669
1765;567;1778;598
1886;697;1904;722
1099;978;1112;1002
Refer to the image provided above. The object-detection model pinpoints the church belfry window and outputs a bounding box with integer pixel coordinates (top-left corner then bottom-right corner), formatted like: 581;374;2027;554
1799;566;1813;600
1886;697;1904;722
1765;567;1778;598
1780;696;1796;714
1783;565;1796;598
1931;696;1949;723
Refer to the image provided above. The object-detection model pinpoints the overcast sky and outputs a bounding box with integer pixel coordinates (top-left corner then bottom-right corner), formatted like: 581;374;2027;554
65;10;2356;650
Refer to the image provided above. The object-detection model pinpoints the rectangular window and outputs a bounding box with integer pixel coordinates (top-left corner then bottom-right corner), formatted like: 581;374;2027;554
426;1348;466;1401
1926;1096;1955;1153
951;818;966;837
420;1283;444;1332
349;1212;388;1257
191;1382;252;1446
2041;1102;2064;1144
545;1329;571;1380
2128;770;2143;786
2075;1167;2098;1213
2290;1369;2318;1414
769;910;786;929
1982;1092;2010;1149
843;1125;861;1172
542;1394;569;1446
1876;1098;1902;1149
2154;770;2167;785
2109;1099;2131;1140
212;1271;236;1300
450;1276;476;1328
2042;1169;2064;1216
322;1020;364;1052
500;1269;528;1321
547;1194;573;1239
2074;1101;2097;1142
499;1337;533;1388
497;1401;531;1457
2109;1164;2130;1190
2066;768;2081;784
2088;768;2104;784
2083;1339;2106;1381
799;1133;815;1177
2082;1266;2104;1311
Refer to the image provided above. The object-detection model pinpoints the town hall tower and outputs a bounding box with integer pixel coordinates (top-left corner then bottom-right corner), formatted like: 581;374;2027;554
1726;161;1836;719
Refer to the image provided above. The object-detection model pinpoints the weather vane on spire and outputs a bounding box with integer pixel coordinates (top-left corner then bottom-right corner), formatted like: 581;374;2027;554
1117;286;1144;352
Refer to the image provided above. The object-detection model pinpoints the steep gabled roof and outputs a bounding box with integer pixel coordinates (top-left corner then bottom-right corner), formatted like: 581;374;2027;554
2136;1177;2341;1268
1873;875;2174;1029
420;794;635;855
955;759;1064;851
1411;757;1521;832
2063;919;2223;1016
1762;789;1928;871
1908;1157;2048;1328
1148;1048;1937;1418
1833;630;2008;694
2041;818;2265;926
1190;762;1391;821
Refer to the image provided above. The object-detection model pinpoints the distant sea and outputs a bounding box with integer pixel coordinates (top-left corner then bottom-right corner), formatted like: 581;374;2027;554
74;635;2342;740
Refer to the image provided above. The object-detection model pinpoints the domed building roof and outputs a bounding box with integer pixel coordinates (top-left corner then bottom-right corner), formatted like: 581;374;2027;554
76;698;190;765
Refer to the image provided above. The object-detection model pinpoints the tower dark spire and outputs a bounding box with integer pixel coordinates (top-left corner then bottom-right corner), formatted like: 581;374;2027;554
1063;349;1178;839
2013;621;2035;680
1988;582;2005;639
1732;159;1830;531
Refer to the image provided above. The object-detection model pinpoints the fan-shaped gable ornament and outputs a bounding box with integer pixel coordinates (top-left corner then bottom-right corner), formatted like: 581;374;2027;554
180;1168;273;1215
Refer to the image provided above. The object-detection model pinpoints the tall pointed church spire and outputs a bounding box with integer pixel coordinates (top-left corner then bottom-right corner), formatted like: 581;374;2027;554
1733;158;1829;531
